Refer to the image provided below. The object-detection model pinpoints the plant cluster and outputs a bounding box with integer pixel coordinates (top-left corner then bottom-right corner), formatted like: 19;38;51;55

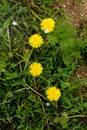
27;17;61;102
0;0;87;130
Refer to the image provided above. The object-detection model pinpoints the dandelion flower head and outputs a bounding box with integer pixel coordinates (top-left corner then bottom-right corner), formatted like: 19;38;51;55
29;62;43;77
46;86;61;101
29;34;43;48
40;18;55;33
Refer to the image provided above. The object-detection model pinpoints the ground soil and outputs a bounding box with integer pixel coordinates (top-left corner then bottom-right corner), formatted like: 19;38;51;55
53;0;87;27
54;0;87;91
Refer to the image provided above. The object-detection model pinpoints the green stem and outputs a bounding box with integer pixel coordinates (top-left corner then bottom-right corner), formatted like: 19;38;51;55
13;81;48;101
24;48;33;69
25;83;48;101
7;27;11;55
29;9;42;21
16;53;31;65
28;48;33;60
9;60;24;68
67;115;87;119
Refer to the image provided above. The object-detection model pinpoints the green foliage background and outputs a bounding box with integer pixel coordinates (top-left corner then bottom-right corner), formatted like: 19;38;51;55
0;0;87;130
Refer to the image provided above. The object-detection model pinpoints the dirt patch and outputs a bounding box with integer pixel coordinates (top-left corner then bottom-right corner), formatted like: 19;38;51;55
53;0;87;27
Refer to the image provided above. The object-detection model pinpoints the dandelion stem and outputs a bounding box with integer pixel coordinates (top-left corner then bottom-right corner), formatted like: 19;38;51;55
25;83;48;101
7;27;11;55
9;60;24;68
28;48;33;60
41;101;50;129
38;96;50;129
24;48;33;69
14;83;48;101
67;115;87;119
29;9;41;21
59;115;87;120
16;53;31;65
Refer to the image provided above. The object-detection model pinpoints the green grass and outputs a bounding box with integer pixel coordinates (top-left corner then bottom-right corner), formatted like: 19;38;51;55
0;0;87;130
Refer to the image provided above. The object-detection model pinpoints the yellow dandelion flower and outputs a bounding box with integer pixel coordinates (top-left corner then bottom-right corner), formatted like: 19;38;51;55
40;18;55;33
29;34;43;48
29;62;43;77
46;86;61;101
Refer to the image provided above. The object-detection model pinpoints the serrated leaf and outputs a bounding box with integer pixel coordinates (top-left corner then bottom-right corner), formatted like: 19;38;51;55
2;15;13;28
59;118;69;128
54;116;69;128
4;71;19;80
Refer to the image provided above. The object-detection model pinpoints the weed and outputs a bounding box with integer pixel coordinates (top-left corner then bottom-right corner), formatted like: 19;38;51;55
0;0;87;130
